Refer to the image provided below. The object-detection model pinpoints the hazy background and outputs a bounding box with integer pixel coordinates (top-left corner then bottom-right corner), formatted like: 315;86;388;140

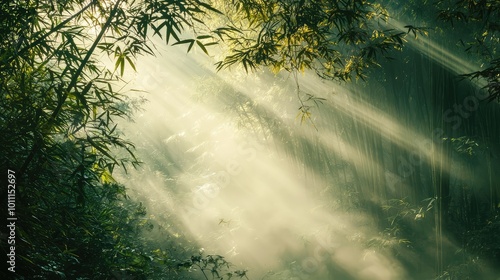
115;23;499;279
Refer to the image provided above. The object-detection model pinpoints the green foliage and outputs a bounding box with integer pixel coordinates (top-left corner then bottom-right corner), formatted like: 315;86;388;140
17;183;158;279
382;197;435;225
176;253;249;280
463;213;500;265
0;0;226;279
403;25;430;39
446;136;480;156
367;197;436;261
435;0;500;101
463;57;500;102
295;93;325;130
213;0;409;81
434;257;485;280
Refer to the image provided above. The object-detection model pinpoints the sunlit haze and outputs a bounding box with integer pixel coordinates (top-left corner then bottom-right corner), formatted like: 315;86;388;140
115;20;498;279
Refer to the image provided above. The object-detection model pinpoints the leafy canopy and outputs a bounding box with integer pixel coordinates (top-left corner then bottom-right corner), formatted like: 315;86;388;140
211;0;408;82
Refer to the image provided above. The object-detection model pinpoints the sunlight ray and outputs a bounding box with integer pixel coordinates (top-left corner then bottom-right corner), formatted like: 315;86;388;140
296;74;459;180
385;18;488;89
119;44;417;279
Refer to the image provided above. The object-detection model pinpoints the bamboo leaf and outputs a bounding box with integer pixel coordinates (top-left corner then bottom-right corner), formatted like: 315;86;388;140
196;40;209;55
120;56;125;76
172;39;195;46
195;1;223;14
87;136;119;164
125;55;136;72
196;35;212;40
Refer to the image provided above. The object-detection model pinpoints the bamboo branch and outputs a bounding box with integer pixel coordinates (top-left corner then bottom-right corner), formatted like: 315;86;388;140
19;0;124;181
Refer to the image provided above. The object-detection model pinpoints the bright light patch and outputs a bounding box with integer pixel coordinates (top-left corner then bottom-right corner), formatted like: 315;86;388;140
115;29;486;279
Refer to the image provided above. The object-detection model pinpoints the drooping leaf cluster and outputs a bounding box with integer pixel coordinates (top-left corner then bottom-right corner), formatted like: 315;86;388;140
212;0;410;81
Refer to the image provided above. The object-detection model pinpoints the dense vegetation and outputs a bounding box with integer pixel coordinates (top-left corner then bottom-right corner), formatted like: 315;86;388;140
1;0;498;279
0;0;244;278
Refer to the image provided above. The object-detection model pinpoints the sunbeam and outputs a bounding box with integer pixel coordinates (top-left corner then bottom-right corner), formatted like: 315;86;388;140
5;1;499;279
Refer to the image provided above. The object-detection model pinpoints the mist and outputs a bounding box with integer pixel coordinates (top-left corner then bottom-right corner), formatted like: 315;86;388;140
116;23;499;280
